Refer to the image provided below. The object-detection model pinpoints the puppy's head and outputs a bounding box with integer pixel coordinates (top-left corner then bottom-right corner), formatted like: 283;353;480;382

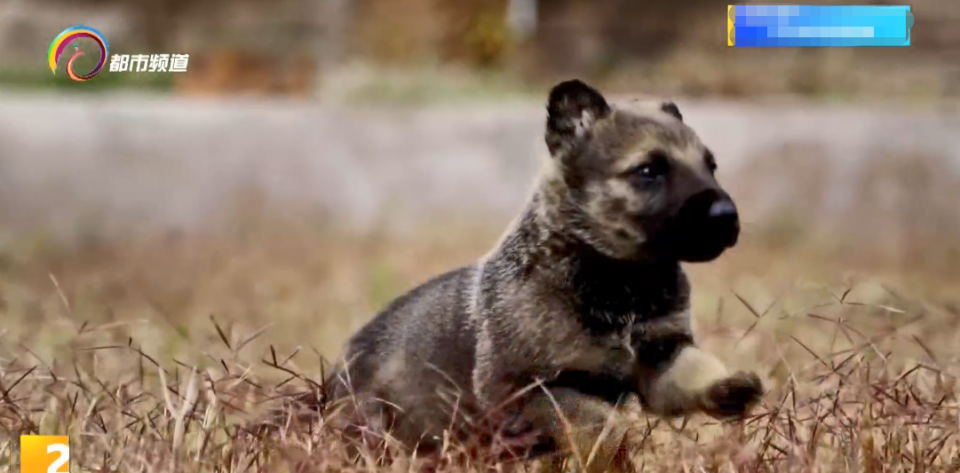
543;79;738;263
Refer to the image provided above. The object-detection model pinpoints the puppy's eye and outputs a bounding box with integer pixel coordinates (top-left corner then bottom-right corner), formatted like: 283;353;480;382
630;151;670;181
634;164;663;178
704;150;717;174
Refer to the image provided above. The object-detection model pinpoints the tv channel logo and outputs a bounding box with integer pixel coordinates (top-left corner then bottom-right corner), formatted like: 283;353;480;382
49;25;190;82
19;435;70;473
48;26;109;82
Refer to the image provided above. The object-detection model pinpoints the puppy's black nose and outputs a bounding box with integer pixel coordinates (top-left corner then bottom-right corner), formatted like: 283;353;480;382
669;189;741;262
707;197;739;246
708;199;738;220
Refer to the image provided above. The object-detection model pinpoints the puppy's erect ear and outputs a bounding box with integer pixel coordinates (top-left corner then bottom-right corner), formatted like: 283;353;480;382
660;101;683;122
545;79;611;156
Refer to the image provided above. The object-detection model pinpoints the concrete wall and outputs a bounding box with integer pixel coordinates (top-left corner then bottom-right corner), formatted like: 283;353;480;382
1;93;959;242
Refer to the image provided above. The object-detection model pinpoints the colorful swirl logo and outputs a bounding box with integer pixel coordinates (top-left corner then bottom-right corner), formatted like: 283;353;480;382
48;26;109;82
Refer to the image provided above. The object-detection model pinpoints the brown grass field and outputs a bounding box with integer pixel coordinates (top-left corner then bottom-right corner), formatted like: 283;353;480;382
1;0;959;469
1;160;960;472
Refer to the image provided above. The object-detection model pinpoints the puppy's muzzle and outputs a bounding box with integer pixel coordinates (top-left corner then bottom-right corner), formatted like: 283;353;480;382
671;189;740;262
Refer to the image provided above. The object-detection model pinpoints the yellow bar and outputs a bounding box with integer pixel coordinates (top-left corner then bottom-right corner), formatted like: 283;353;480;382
727;5;735;46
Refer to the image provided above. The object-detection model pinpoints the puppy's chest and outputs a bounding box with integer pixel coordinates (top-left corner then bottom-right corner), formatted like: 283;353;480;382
572;281;681;335
546;283;690;385
562;254;685;327
551;306;681;374
539;313;658;402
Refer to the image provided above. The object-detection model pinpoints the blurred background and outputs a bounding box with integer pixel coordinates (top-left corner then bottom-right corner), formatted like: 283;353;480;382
1;0;959;380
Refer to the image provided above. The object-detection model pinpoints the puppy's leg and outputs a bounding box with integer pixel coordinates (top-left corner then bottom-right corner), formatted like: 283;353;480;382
520;388;634;473
640;345;762;419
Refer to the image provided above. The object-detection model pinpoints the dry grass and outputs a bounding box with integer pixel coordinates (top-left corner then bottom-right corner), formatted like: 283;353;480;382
1;201;960;472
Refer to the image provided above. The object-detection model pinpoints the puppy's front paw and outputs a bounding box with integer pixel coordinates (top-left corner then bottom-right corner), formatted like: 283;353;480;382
700;371;762;419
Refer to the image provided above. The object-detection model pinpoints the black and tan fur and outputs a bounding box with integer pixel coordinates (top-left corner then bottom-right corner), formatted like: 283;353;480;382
325;80;763;472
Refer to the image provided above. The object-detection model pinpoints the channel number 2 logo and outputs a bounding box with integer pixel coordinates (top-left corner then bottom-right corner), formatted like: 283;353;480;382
20;436;70;473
